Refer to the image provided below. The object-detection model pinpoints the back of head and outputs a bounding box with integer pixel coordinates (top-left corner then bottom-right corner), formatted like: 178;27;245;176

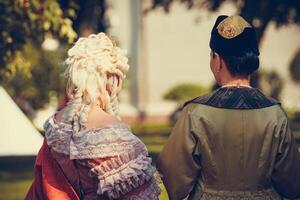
209;15;260;76
61;33;129;132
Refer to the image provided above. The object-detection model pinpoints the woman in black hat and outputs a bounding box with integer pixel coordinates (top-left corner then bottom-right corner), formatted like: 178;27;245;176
157;15;300;200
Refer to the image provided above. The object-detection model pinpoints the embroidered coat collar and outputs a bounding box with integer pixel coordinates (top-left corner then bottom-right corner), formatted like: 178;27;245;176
184;87;280;109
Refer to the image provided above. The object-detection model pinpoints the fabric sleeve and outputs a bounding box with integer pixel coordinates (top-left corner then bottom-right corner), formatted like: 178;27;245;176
157;105;201;200
271;116;300;199
69;125;162;200
76;154;161;200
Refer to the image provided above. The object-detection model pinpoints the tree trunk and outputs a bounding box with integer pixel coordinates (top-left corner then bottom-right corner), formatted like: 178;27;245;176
240;0;277;45
74;0;107;36
240;0;277;88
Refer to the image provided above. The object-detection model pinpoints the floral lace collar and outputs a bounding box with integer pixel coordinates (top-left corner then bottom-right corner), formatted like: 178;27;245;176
43;115;142;159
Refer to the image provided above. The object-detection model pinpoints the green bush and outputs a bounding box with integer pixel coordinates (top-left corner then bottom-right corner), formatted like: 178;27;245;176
131;123;171;135
163;83;209;103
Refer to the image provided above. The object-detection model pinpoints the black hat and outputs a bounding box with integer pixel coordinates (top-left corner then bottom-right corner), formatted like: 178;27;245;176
209;15;260;56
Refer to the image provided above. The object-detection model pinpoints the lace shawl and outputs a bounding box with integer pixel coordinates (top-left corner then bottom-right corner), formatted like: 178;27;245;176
44;116;161;199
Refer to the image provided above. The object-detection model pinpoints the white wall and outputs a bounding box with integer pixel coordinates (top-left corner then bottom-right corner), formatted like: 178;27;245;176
110;1;300;116
144;3;235;114
260;23;300;109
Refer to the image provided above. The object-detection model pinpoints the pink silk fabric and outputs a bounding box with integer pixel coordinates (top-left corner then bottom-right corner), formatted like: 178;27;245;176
25;140;80;200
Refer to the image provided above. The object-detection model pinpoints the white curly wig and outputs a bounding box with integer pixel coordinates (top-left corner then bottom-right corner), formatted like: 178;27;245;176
61;33;130;132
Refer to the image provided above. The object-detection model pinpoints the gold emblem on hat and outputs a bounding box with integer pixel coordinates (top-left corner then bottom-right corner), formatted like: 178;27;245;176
217;16;251;39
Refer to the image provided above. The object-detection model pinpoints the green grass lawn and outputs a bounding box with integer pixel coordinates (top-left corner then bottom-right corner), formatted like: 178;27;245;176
0;170;33;200
0;179;32;200
0;172;169;200
139;135;168;153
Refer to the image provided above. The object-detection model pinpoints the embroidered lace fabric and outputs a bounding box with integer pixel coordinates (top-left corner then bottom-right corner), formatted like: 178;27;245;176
44;116;161;199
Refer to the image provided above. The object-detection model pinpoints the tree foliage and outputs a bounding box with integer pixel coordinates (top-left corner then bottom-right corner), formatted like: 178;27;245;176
0;0;78;82
290;48;300;83
70;0;107;35
0;0;110;114
2;43;67;116
148;0;300;43
258;70;283;100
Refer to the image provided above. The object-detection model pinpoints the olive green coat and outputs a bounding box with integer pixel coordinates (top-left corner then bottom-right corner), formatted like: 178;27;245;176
157;88;300;200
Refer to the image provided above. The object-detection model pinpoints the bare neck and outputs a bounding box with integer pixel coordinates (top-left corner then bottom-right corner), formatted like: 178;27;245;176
220;76;250;87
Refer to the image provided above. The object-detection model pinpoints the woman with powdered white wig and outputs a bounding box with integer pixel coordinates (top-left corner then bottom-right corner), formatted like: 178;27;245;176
25;33;161;200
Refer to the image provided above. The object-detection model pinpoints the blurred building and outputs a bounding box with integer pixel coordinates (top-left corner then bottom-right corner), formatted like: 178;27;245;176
107;1;300;123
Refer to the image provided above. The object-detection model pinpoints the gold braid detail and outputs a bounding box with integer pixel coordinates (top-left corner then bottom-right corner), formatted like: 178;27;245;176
217;16;251;39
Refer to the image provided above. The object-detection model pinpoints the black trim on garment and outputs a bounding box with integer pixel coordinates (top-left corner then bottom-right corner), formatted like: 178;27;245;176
184;87;280;110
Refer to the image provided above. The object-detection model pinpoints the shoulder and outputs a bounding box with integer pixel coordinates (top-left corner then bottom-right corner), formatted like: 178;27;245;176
44;114;147;160
181;90;222;118
70;123;147;160
84;107;121;129
183;90;217;108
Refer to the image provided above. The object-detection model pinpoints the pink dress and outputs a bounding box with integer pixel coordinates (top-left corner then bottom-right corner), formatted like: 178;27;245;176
43;115;161;199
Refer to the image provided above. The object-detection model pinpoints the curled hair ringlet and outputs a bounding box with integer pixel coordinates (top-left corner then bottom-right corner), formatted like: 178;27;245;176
61;33;129;132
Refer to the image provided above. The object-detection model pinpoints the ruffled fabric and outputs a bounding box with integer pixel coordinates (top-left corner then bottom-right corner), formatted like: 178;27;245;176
44;117;73;155
88;153;154;199
43;115;161;199
69;124;147;160
44;116;146;159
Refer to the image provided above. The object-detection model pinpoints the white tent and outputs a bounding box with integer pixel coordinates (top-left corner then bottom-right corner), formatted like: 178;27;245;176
0;86;43;156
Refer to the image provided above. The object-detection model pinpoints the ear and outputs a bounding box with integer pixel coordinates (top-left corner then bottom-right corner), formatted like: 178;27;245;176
214;52;222;72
